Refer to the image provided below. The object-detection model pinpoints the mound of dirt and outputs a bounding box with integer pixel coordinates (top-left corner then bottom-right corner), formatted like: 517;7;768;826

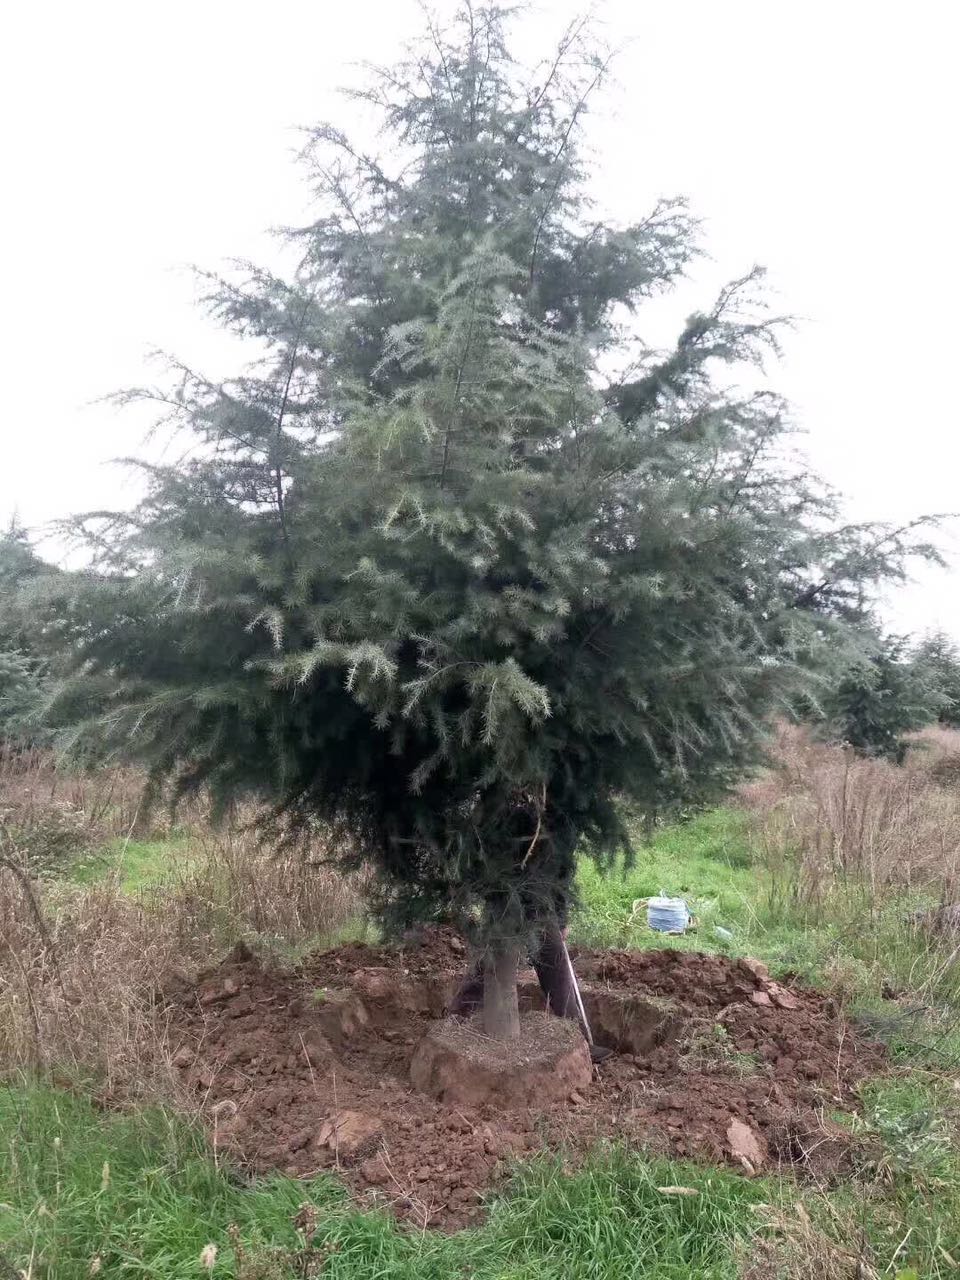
299;924;468;983
165;929;883;1230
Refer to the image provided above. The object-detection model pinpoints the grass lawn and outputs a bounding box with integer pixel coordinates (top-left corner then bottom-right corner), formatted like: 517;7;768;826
572;809;760;953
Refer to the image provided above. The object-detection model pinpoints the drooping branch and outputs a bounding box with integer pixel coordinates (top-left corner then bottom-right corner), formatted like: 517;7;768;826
790;516;949;610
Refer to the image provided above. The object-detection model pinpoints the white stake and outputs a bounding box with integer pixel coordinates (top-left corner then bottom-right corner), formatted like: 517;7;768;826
561;937;594;1045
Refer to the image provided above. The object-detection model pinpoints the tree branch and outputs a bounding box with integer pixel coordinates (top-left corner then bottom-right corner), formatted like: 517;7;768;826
528;58;610;287
273;298;312;547
440;259;484;490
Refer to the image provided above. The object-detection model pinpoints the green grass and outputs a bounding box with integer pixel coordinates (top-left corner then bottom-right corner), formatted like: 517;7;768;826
840;1074;960;1276
68;835;198;893
0;1083;327;1278
572;809;759;953
0;1082;767;1279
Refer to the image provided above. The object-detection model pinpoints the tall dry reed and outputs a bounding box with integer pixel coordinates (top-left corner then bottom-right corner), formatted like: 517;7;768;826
147;821;367;956
741;723;960;914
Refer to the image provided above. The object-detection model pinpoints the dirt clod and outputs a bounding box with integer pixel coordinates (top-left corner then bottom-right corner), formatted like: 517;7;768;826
766;982;800;1010
359;1152;391;1185
315;1109;383;1164
727;1118;767;1170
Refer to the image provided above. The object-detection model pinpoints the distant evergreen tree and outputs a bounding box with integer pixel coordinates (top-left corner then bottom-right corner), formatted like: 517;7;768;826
826;631;942;763
913;630;960;728
41;5;942;1036
0;650;45;745
0;520;45;598
0;521;52;746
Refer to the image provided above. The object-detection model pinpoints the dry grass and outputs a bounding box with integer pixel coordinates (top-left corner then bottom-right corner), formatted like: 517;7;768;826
738;1200;879;1280
0;750;367;1099
742;723;960;912
0;870;190;1099
0;848;365;1101
739;723;960;1051
0;742;190;876
1;741;149;833
149;821;368;956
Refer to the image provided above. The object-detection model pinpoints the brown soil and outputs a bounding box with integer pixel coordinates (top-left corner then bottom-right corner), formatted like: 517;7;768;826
165;931;884;1230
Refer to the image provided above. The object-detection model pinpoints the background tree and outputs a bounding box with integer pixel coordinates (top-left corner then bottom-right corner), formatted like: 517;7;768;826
824;631;942;763
0;522;54;748
912;630;960;728
39;4;942;1039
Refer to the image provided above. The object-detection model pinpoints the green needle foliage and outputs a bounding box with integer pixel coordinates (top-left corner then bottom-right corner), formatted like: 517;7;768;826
913;629;960;728
40;5;940;1031
0;521;54;746
826;631;943;763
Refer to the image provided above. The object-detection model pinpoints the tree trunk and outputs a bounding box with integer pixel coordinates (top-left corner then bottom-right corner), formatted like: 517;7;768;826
530;920;576;1019
483;939;521;1039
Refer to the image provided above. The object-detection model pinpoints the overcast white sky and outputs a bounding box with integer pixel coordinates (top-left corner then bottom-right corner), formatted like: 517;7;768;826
1;0;957;637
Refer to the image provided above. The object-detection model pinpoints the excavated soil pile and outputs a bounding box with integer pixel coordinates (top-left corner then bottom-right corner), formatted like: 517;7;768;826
165;930;883;1229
